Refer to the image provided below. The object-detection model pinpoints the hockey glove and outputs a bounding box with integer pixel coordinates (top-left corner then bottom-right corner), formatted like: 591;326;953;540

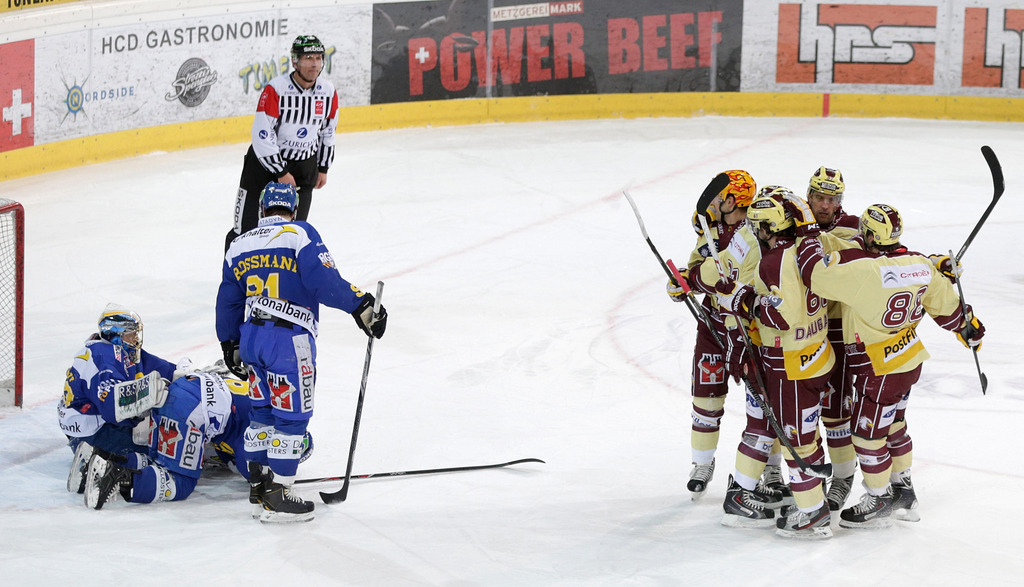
172;357;195;381
724;327;748;383
715;278;756;320
956;311;985;350
132;415;154;446
666;274;689;303
220;340;246;379
779;195;820;238
692;209;718;236
353;294;388;339
928;254;963;282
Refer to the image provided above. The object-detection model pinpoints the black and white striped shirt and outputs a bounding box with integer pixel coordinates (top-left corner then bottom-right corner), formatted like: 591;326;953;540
251;72;338;175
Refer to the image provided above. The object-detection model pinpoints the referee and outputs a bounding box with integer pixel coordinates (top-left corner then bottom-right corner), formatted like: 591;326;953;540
225;35;339;251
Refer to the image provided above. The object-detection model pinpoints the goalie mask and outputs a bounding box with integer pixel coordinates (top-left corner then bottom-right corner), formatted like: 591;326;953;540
747;186;796;237
259;182;299;219
98;303;143;363
860;203;903;246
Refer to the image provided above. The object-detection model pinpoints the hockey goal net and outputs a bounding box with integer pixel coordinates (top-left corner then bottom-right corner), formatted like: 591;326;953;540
0;199;24;407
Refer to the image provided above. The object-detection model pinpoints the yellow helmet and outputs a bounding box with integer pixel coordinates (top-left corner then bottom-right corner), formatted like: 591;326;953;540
860;204;903;246
808;166;845;200
747;185;795;234
721;170;757;208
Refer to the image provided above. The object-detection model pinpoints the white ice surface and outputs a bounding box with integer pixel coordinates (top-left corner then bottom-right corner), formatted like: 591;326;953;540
0;115;1021;586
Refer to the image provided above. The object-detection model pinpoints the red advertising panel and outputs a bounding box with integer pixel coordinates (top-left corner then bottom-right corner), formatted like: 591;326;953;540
777;3;936;85
0;40;35;153
371;0;744;103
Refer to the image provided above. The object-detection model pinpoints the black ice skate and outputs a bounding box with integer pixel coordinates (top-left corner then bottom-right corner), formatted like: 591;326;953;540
686;459;715;501
258;482;315;524
757;464;794;509
891;477;920;522
721;474;775;528
67;441;95;494
83;453;133;510
826;474;855;511
838;488;894;529
775;503;832;540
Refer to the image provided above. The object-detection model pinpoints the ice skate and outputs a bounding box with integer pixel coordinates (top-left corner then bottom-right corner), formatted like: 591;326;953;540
83;453;133;510
825;474;854;511
775;504;832;540
757;464;794;509
67;441;94;494
258;482;315;524
838;488;894;529
721;475;775;528
891;477;920;522
687;459;715;501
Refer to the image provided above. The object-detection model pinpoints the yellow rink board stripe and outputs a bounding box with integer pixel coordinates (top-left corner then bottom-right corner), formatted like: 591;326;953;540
3;92;1023;182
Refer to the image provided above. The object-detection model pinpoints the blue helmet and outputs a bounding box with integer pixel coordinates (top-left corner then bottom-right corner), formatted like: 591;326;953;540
259;182;298;216
97;303;143;363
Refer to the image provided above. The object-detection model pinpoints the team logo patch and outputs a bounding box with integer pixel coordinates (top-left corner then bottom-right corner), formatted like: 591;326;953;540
268;372;294;411
697;353;725;385
157;416;182;459
318;251;335;268
315;99;325;115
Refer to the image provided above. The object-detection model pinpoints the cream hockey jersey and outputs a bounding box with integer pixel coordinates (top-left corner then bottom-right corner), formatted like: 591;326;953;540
799;237;964;376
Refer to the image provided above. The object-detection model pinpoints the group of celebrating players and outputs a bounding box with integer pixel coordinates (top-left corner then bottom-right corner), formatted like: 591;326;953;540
671;167;985;539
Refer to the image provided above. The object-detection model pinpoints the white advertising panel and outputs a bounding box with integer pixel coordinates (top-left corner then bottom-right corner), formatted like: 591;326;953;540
32;5;371;145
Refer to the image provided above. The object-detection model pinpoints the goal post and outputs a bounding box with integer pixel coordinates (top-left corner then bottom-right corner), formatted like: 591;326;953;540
0;199;24;408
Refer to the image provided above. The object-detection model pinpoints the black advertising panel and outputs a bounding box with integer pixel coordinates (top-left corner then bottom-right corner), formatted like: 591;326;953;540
370;0;744;103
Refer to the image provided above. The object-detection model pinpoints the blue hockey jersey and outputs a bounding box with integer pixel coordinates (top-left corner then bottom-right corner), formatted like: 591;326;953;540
59;338;175;439
215;217;367;342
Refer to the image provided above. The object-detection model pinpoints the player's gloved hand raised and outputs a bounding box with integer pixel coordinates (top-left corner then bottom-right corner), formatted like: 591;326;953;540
715;278;756;320
957;310;985;350
780;193;820;237
220;340;246;379
353;294;388;339
928;254;963;283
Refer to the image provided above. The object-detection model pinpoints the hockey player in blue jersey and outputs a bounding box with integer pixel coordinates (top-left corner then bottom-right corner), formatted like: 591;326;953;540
59;304;181;494
82;371;312;510
216;182;387;523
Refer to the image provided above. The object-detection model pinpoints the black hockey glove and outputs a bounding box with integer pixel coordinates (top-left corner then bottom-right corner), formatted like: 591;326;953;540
220;340;246;379
352;294;388;339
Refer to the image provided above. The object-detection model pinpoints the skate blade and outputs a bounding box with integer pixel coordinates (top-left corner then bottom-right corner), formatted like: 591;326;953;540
721;514;775;529
776;526;833;540
257;509;315;524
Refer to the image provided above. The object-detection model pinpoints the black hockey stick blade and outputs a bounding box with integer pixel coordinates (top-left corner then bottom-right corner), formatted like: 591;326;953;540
695;172;731;215
956;146;1004;262
302;458;545;487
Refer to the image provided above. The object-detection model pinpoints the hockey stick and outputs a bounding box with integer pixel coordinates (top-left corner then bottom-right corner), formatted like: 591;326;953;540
696;215;831;478
297;458;545;485
321;281;384;504
949;249;987;394
956;146;1004;262
621;174;729;335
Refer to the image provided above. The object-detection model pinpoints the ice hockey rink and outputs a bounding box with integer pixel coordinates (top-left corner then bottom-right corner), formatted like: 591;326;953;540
0;114;1021;585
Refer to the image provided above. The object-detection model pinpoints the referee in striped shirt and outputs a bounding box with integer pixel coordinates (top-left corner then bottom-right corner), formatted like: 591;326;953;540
225;35;339;251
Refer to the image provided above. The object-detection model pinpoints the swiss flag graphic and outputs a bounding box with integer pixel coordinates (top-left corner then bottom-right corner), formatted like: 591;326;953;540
0;40;35;153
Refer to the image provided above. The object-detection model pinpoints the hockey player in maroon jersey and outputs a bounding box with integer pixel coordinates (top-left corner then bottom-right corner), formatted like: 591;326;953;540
797;203;985;529
669;170;789;516
715;187;837;539
805;167;861;512
225;35;339;251
669;171;755;500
